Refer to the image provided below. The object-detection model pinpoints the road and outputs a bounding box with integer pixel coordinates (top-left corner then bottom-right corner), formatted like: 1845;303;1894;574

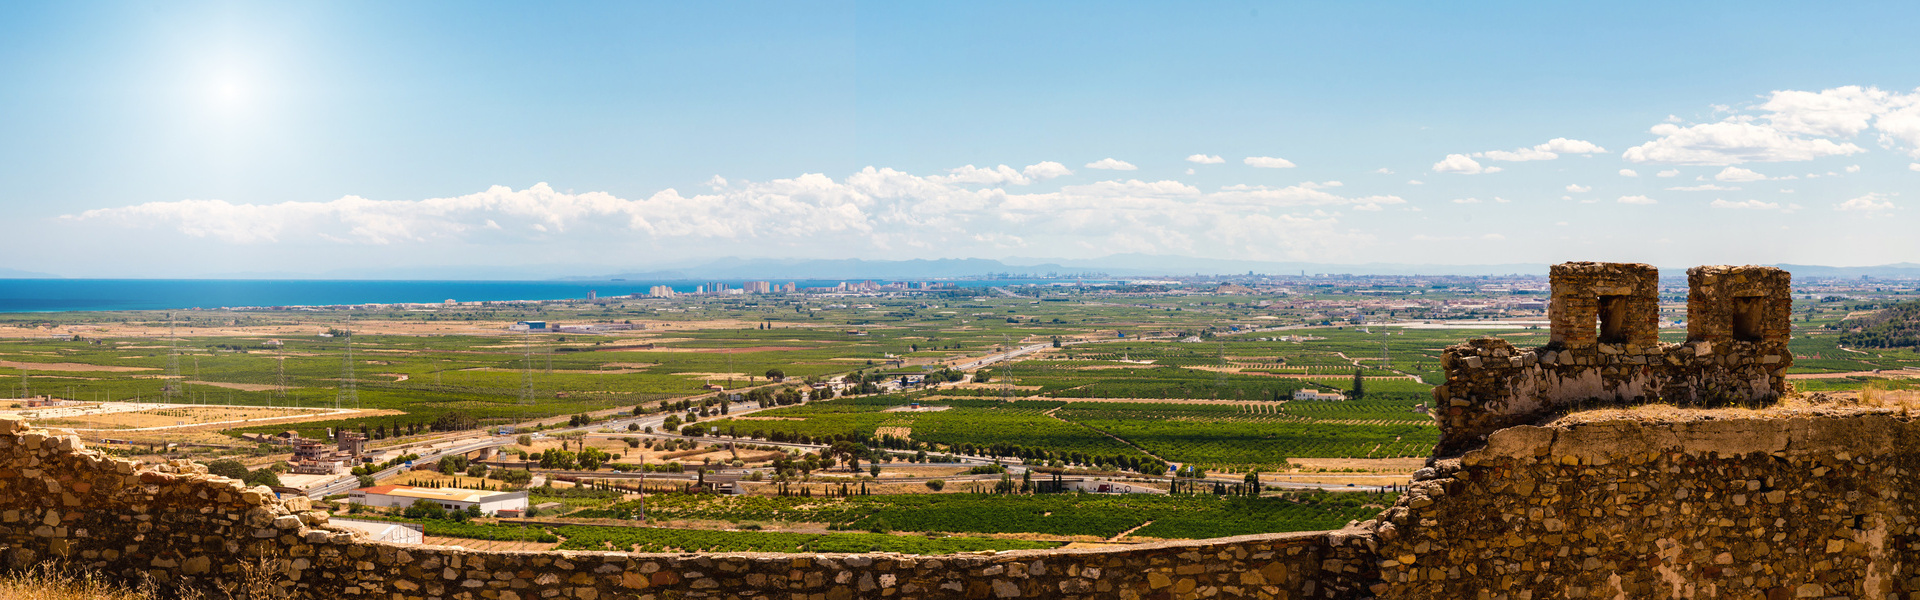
953;343;1055;370
303;398;772;498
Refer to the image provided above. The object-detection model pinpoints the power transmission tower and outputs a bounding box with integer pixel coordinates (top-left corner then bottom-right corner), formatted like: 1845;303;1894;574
274;357;288;405
163;313;181;403
519;329;534;406
336;318;358;410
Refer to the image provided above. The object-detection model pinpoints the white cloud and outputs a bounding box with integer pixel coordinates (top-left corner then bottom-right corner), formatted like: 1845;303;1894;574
1911;163;1920;172
1185;154;1225;164
932;161;1073;185
932;164;1029;185
1657;169;1681;178
1407;179;1425;185
1374;167;1394;174
1432;154;1500;174
1474;138;1607;162
1622;121;1867;165
1451;197;1482;204
1714;166;1771;182
1666;184;1740;191
1023;161;1072;180
1846;164;1862;173
1085;158;1137;170
1630;86;1920;162
1710;199;1779;210
1244;156;1298;169
1759;86;1898;138
1494;197;1511;203
67;167;1407;262
1835;193;1895;211
1186;168;1195;175
1481;233;1506;241
1617;195;1658;205
1565;184;1591;193
1619;169;1639;177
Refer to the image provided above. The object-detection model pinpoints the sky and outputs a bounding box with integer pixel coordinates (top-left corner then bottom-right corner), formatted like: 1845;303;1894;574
4;1;1920;278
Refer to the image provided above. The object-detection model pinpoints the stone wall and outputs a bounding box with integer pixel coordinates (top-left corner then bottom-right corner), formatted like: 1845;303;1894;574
0;415;1380;599
1360;409;1920;599
1431;262;1792;455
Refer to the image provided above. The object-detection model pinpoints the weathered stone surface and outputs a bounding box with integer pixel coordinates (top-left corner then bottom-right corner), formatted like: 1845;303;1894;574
0;422;1376;598
1433;262;1793;455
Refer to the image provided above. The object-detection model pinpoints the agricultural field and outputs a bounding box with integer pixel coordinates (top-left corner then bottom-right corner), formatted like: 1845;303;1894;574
564;491;1393;541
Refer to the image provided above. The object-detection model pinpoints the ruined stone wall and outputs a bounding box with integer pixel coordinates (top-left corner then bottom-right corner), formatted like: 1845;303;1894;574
9;405;1920;599
0;416;1379;599
1360;410;1920;599
1432;263;1792;455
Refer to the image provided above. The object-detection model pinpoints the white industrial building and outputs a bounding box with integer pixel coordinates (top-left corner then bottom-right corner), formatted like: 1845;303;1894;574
348;485;529;516
328;518;425;544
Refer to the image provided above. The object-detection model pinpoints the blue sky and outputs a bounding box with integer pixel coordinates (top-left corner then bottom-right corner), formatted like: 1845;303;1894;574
4;1;1919;277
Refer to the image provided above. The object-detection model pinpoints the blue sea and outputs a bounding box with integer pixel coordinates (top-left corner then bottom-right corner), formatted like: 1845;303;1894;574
0;278;1095;313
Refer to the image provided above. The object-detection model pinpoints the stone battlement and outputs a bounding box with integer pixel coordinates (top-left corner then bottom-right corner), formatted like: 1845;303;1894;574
1431;262;1792;455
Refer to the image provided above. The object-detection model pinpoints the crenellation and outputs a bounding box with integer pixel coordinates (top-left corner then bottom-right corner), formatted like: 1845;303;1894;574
1434;262;1793;455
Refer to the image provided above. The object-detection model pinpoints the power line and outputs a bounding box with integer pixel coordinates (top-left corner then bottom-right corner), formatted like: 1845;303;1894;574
336;317;358;410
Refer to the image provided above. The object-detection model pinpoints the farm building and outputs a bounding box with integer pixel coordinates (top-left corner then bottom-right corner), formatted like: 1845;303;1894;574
348;485;529;516
1292;389;1346;401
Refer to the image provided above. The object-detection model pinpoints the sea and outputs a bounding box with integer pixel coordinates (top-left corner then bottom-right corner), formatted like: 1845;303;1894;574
0;278;1099;313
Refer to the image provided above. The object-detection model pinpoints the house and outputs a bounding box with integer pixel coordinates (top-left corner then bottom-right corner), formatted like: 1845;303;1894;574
348;485;529;516
1292;389;1346;401
509;321;548;331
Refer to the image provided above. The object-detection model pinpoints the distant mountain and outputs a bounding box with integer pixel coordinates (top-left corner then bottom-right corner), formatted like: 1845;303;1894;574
1768;263;1920;279
77;257;1920;282
0;267;59;279
1006;254;1553;277
568;255;1560;281
571;258;1106;281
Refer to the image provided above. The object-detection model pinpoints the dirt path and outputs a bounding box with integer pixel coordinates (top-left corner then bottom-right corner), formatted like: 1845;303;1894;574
1109;520;1154;542
0;360;156;373
1041;407;1175;465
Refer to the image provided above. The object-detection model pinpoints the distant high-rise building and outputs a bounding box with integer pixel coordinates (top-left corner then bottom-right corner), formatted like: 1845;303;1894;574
782;282;797;293
706;282;727;294
649;285;675;298
743;281;772;294
587;290;597;301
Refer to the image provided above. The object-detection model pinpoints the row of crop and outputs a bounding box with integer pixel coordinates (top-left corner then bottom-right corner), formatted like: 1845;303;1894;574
1059;409;1437;464
548;524;1057;554
562;492;1398;541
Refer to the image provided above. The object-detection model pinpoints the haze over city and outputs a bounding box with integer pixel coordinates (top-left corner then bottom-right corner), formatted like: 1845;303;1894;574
4;2;1919;278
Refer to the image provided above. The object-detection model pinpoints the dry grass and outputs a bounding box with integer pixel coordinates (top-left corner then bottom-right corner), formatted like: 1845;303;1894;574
0;564;161;600
0;555;288;600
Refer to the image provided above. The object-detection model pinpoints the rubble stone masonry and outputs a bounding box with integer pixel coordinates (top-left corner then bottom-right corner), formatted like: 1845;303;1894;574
0;415;1378;599
1431;263;1793;455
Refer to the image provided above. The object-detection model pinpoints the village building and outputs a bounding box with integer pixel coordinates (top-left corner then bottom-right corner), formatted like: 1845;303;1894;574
348;485;529;516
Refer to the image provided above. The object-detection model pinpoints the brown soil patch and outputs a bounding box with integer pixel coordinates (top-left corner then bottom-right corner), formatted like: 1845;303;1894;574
0;360;156;373
34;406;390;432
875;426;913;439
728;416;805;421
1287;457;1426;473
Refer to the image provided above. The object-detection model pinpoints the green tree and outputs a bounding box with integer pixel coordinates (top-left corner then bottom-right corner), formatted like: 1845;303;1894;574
1351;369;1365;400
